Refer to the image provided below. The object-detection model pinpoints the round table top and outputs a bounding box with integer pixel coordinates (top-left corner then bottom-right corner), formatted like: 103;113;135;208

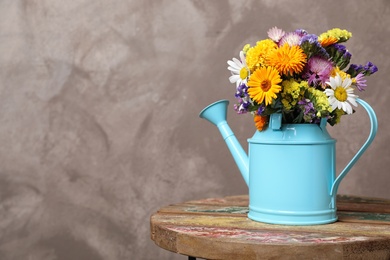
150;194;390;260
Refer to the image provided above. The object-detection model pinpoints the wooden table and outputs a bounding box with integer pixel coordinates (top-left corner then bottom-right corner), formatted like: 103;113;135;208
150;195;390;260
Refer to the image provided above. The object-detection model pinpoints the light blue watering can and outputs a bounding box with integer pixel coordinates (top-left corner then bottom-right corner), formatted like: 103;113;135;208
199;99;377;225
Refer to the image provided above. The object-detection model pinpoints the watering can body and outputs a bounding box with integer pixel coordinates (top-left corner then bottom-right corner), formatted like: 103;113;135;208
199;99;377;225
247;117;337;225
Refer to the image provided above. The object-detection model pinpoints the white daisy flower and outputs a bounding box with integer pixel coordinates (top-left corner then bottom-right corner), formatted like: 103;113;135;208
227;51;249;87
324;73;358;115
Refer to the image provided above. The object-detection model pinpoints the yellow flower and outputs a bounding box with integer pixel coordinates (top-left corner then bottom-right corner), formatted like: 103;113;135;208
306;87;332;117
266;44;307;76
254;115;268;131
245;39;277;72
247;66;282;106
281;79;308;110
331;67;350;80
283;79;308;99
318;28;352;46
332;108;345;125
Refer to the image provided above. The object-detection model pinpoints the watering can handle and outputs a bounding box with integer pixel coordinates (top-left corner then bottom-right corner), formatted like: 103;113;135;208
330;98;378;197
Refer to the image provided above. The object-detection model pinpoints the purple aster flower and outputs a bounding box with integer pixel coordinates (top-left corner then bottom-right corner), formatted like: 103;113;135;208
298;99;314;113
234;83;251;114
278;32;303;47
300;34;329;59
235;83;248;98
327;44;352;70
334;44;352;59
364;61;378;75
256;104;266;115
354;73;367;91
295;29;308;37
300;34;318;45
234;102;250;114
333;44;346;53
298;98;318;123
346;61;378;77
349;64;361;71
304;56;333;87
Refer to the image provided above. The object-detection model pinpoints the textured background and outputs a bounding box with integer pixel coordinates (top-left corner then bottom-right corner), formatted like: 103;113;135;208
0;0;389;259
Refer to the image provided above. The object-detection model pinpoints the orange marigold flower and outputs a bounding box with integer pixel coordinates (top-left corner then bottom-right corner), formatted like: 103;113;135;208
254;115;268;131
266;44;307;76
319;36;338;47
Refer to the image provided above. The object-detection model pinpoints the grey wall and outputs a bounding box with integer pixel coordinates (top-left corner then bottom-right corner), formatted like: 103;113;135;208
0;0;389;259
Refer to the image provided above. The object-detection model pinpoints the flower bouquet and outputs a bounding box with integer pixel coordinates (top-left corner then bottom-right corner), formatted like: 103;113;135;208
227;27;378;131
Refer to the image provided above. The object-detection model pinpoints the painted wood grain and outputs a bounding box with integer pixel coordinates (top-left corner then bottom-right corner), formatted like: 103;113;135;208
151;194;390;259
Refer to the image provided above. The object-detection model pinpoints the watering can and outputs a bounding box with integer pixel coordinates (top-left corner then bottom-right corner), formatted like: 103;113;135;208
199;98;377;225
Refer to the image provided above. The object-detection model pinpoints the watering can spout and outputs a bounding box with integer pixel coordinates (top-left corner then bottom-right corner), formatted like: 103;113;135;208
199;100;249;186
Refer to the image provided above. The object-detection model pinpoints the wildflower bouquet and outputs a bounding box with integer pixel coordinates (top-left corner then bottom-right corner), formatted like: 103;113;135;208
227;27;378;131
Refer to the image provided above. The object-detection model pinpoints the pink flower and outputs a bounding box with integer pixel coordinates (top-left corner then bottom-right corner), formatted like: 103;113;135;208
278;32;303;47
304;56;333;87
267;27;285;42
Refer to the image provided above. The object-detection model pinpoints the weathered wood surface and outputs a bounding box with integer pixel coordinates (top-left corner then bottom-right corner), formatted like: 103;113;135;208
150;195;390;260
